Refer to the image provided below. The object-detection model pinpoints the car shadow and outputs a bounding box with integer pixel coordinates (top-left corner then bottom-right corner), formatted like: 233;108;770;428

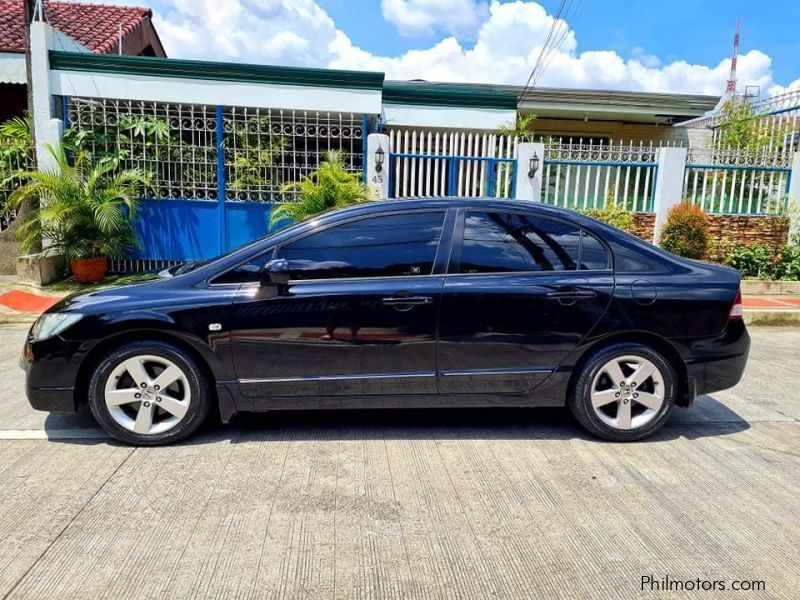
44;392;750;447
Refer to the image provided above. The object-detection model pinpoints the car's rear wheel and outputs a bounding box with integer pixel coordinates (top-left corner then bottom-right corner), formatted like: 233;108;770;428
88;340;212;445
568;343;676;441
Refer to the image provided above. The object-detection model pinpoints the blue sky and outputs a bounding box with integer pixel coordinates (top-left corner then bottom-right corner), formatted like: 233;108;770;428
89;0;800;96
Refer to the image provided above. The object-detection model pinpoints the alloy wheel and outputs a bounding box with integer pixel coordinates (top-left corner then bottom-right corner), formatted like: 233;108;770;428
104;354;192;435
590;354;665;431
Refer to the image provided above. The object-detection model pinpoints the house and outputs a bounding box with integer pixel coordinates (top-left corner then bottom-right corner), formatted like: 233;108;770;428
0;0;165;121
382;80;717;146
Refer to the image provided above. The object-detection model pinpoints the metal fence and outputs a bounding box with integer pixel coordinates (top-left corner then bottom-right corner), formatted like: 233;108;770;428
65;97;366;203
542;139;663;212
387;130;518;198
0;132;34;233
682;146;792;214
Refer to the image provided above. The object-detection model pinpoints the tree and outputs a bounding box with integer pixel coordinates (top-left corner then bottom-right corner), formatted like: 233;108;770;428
498;113;537;138
717;100;780;152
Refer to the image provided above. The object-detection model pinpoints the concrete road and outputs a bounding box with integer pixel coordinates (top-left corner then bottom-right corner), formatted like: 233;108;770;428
0;324;798;599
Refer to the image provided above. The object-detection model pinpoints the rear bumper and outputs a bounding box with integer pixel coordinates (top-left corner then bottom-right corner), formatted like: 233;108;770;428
684;321;750;397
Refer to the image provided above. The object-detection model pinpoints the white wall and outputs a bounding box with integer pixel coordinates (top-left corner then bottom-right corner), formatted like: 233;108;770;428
383;103;516;131
52;71;383;115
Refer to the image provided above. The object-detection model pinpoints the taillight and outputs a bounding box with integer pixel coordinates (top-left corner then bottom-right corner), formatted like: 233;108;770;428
729;288;743;320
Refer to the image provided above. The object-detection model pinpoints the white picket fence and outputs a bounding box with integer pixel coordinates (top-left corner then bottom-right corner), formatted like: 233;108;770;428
387;130;518;198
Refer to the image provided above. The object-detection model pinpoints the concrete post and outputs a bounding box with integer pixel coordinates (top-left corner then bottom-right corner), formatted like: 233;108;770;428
788;152;800;245
29;20;62;171
514;142;545;202
366;133;390;200
652;146;688;245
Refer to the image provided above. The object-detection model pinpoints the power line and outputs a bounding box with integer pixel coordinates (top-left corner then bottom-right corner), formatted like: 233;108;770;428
519;0;591;107
521;0;567;99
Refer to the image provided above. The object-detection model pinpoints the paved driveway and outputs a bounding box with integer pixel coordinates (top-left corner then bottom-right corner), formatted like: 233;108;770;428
0;324;798;599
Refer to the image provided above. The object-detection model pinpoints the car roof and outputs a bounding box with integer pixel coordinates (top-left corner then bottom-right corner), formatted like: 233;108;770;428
332;197;583;220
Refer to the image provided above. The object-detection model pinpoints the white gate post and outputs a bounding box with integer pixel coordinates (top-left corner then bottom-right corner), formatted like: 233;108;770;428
514;142;545;202
652;146;688;245
29;16;63;172
788;152;800;245
366;133;390;200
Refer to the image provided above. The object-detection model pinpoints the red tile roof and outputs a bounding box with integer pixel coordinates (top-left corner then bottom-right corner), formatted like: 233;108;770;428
0;0;151;54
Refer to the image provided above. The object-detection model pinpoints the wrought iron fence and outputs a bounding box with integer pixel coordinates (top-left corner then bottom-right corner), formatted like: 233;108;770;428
65;97;365;203
387;130;518;198
224;107;364;202
542;139;662;212
0;134;34;233
683;146;792;214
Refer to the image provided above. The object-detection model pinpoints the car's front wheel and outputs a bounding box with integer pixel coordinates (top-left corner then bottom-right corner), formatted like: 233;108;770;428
568;343;676;441
88;340;212;445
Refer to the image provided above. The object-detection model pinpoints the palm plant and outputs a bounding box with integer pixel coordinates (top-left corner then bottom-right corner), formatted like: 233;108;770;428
6;143;151;262
0;115;33;204
268;150;369;231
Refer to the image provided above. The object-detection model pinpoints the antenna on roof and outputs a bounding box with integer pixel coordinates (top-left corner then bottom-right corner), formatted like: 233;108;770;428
118;23;123;55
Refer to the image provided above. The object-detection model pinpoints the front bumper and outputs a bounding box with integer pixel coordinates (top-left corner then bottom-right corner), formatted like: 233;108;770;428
20;330;81;414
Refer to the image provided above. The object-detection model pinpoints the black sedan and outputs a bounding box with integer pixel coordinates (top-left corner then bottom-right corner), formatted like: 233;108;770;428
21;199;749;445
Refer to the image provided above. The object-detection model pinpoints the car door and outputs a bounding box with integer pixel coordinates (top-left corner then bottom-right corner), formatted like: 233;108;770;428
437;209;614;394
226;209;452;399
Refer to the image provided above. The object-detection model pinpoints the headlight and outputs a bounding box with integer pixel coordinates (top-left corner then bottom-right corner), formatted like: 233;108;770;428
31;313;83;341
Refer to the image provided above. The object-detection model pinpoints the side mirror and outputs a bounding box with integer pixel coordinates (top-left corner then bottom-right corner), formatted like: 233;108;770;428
262;258;290;287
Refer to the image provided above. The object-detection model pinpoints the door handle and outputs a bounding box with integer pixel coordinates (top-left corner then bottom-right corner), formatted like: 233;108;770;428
381;296;433;306
545;289;597;300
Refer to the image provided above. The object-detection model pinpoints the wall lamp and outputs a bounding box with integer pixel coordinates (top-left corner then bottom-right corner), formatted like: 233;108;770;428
375;146;385;173
528;152;540;178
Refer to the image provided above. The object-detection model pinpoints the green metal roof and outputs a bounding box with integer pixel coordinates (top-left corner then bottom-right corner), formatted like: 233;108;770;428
382;81;518;109
49;51;385;91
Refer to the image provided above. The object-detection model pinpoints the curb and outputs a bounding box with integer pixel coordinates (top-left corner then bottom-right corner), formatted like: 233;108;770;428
743;309;800;326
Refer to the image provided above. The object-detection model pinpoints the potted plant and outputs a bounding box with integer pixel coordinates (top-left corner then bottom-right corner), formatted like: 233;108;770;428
5;144;150;283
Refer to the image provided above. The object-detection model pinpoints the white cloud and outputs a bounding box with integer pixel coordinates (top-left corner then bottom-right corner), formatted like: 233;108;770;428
380;0;489;38
73;0;792;97
769;77;800;97
151;0;339;66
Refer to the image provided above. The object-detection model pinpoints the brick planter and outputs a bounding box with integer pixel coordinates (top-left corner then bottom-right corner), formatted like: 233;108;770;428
707;214;790;250
629;213;790;252
632;213;655;242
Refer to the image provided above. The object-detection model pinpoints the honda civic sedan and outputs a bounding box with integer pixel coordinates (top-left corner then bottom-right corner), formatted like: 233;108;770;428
21;199;749;445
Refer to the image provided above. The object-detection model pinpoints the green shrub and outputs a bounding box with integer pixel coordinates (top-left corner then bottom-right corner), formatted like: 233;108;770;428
718;244;800;281
659;202;710;259
580;197;635;234
268;150;369;231
725;245;776;279
772;245;800;281
707;238;737;264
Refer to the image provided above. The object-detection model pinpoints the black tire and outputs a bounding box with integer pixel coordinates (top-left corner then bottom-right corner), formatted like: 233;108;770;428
568;342;676;442
88;340;212;446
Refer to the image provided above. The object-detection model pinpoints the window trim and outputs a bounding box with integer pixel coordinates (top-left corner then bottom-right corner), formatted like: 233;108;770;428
273;207;454;283
208;246;277;287
448;208;612;277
